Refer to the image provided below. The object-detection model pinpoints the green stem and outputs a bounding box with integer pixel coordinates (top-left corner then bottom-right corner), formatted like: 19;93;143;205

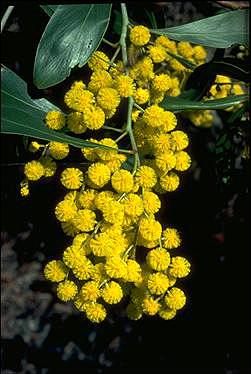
126;97;140;173
111;45;121;65
115;131;128;143
103;125;124;133
1;5;14;33
120;3;129;70
133;102;145;113
103;38;119;48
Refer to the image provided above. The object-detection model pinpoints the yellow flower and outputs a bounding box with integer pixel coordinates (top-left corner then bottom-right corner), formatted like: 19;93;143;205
97;87;120;110
82;105;105;130
139;217;162;241
111;169;134;193
81;138;99;161
72;209;96;232
20;185;29;197
135;166;157;188
152;74;172;92
121;193;144;217
177;41;194;58
169;256;191;278
146;247;170;271
160;172;180;192
57;280;77;301
85;302;107;323
124;259;142;282
72;257;94;280
142;296;160;316
169;58;186;72
28;141;41;153
155;35;177;53
142;191;161;214
162;228;181;249
170;130;189;151
94;190;116;211
97;138;118;161
39;156;57;177
60;168;83;189
132;109;141;122
193;45;207;62
88;69;113;93
101;281;123;304
61;220;80;237
64;88;95;112
63;245;87;268
133;88;149;105
55;200;77;222
147;272;169;295
161;111;177;132
24;160;44;181
114;75;135;97
102;200;124;224
148;45;166;63
78;189;98;210
137;57;154;80
158;306;176;320
49;142;69;160
72;233;91;253
175;151;191;171
80;281;100;302
143;105;165;128
44;260;68;282
105;256;127;278
155;150;176;173
152;134;173;154
88;51;110;71
88;162;111;188
164;287;186;310
130;25;150;47
67;112;87;134
45;111;65;130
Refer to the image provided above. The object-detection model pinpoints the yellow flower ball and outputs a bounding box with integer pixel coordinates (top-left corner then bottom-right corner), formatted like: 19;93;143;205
24;160;44;181
169;256;191;278
55;199;77;222
94;190;116;211
147;272;169;295
105;256;127;279
135;166;157;188
83;105;105;130
57;280;77;301
142;296;160;316
121;193;144;217
80;281;100;302
155;150;176;173
88;162;111;188
78;189;98;210
64;88;95;112
63;245;87;269
101;281;123;304
193;45;207;62
67;112;87;134
170;131;189;151
72;209;96;232
148;45;167;63
102;200;124;224
44;260;68;282
142;191;161;214
88;51;110;71
152;74;172;92
158;306;176;320
175;151;191;171
88;69;113;93
114;75;135;97
45;111;65;130
146;247;170;271
143;105;165;128
85;302;107;323
97;138;118;161
111;169;134;193
40;156;57;177
61;168;83;189
164;287;186;310
162;228;181;249
130;25;151;47
97;87;120;110
160;172;180;192
133;88;150;105
49;142;69;160
139;217;162;241
177;41;194;58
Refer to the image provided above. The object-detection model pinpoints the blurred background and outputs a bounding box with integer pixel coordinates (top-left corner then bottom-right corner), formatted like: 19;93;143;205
1;2;250;373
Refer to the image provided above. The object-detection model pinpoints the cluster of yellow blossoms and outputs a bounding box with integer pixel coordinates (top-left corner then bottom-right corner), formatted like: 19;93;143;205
20;25;205;323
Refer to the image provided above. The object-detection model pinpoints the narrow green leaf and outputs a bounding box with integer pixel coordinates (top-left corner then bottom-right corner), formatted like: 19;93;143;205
165;50;196;70
34;4;112;89
1;67;117;152
40;5;58;17
160;93;248;111
151;9;249;48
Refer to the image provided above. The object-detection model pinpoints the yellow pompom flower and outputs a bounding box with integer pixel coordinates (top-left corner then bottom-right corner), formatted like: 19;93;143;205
20;185;29;197
160;172;180;192
49;142;69;160
61;221;80;237
139;217;162;241
28;141;41;153
142;296;160;316
142;191;161;214
72;257;94;281
158;306;176;320
177;41;194;58
78;189;98;210
105;256;127;279
55;200;77;222
82;105;105;130
104;154;127;173
97;138;118;161
88;70;113;93
90;263;107;283
121;193;144;217
89;232;112;257
146;247;170;271
152;74;172;92
81;138;99;161
155;150;176;173
126;303;142;320
162;228;181;249
136;57;155;81
114;75;135;97
165;287;186;310
148;45;166;63
88;162;111;188
24;160;44;181
133;88;150;105
85;302;107;323
143;105;165;128
101;281;123;304
111;169;134;193
57;280;77;301
102;200;124;224
170;131;189;151
72;209;96;232
155;35;177;53
80;281;100;302
124;259;142;282
63;245;87;269
67;112;87;134
94;190;116;211
135;166;157;188
71;80;86;90
97;87;120;110
169;256;191;278
147;272;169;295
152;134;173;154
88;51;110;71
64;88;95;112
130;25;150;47
73;233;91;252
132;109;141;122
44;260;68;282
45;111;65;130
193;45;207;62
175;151;191;171
169;58;186;72
40;156;57;177
60;168;83;189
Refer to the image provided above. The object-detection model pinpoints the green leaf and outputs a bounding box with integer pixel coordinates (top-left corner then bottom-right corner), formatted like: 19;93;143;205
165;50;197;70
1;66;116;152
34;4;112;89
160;93;249;112
40;5;58;17
151;9;249;48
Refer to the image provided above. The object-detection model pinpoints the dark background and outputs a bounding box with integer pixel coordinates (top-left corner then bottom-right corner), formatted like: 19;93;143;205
1;3;250;373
